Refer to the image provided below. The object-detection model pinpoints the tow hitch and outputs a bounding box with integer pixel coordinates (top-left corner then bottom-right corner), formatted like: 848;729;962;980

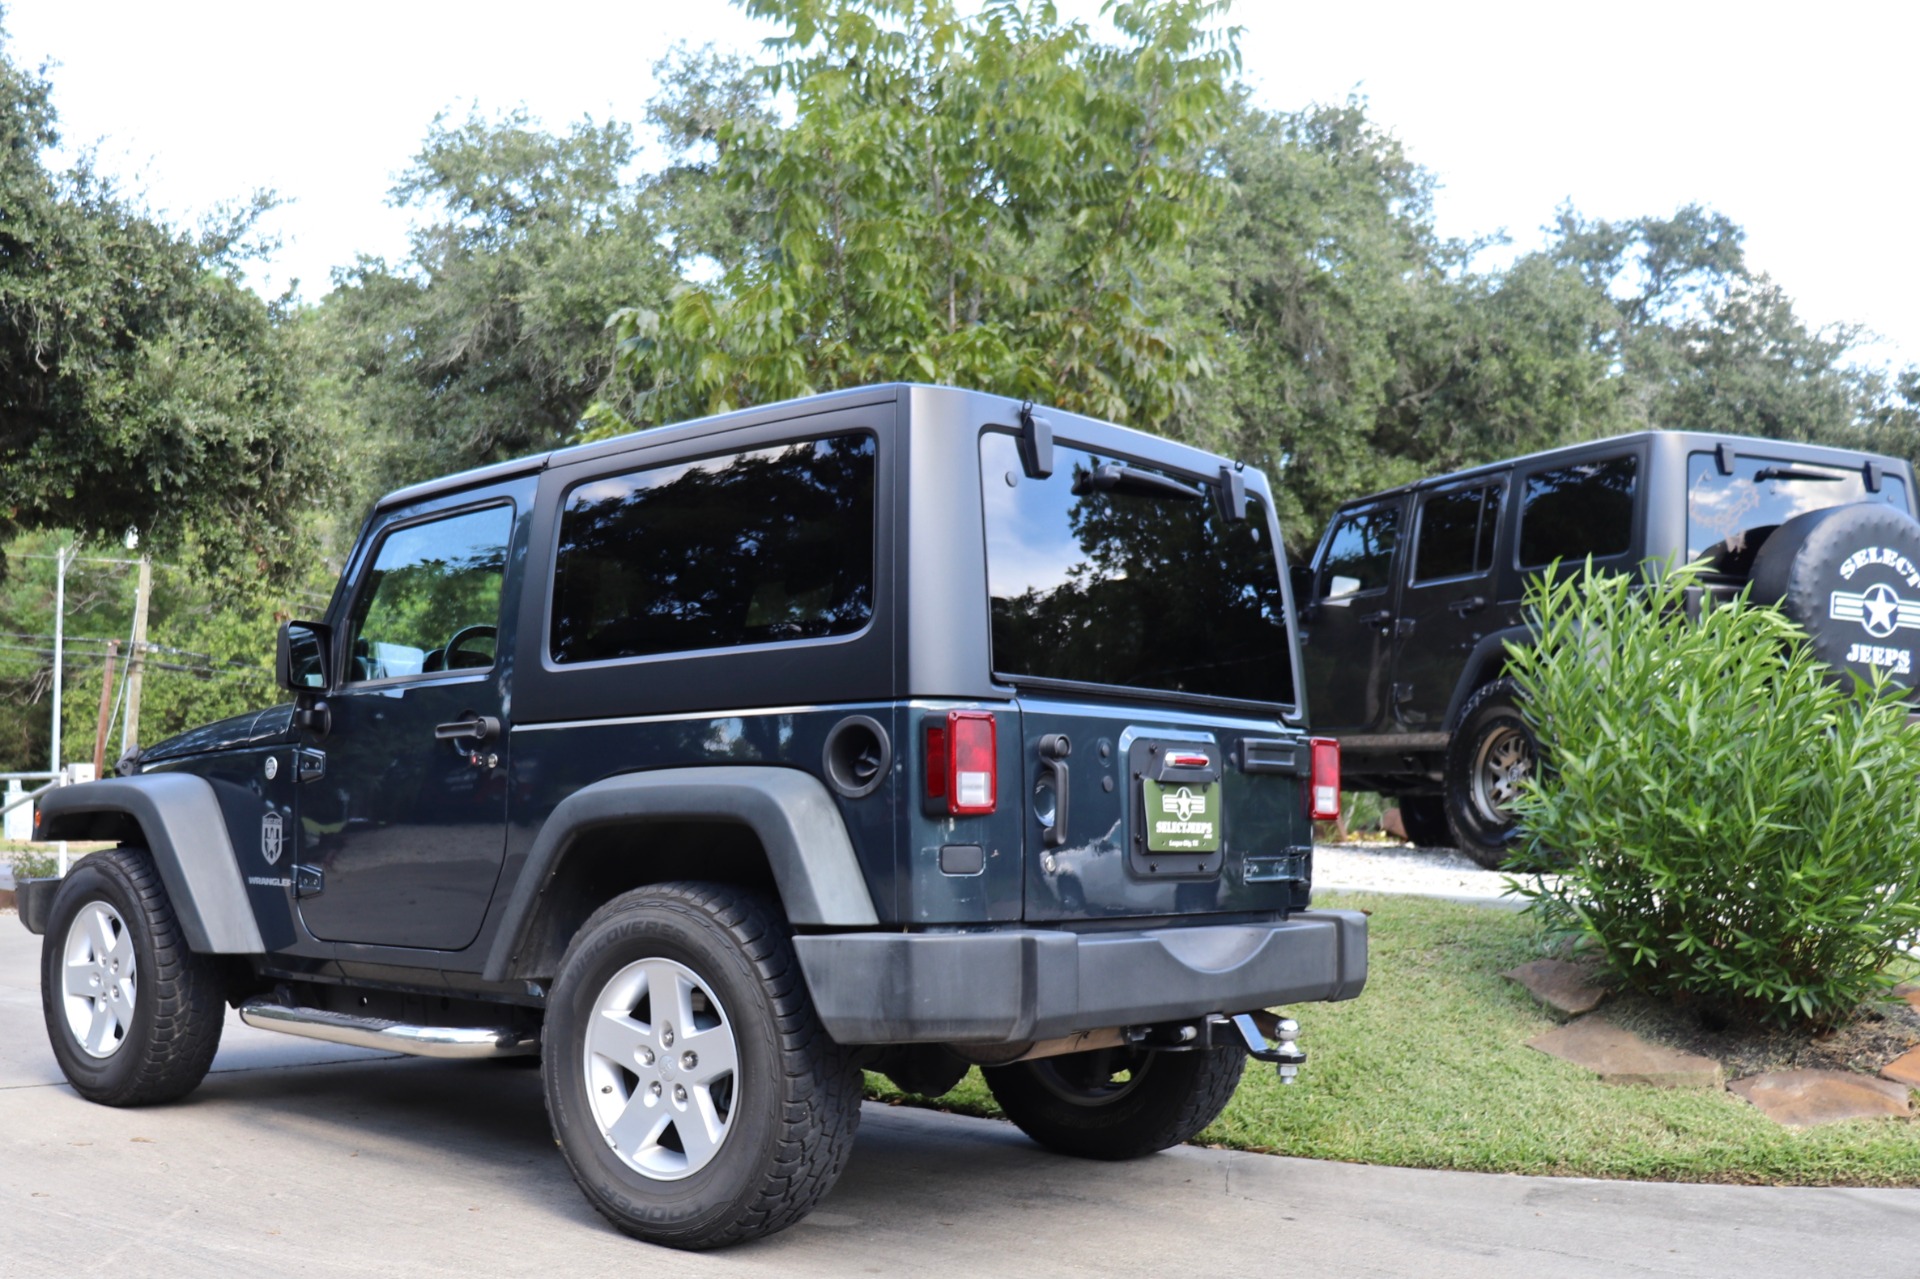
1127;1010;1307;1084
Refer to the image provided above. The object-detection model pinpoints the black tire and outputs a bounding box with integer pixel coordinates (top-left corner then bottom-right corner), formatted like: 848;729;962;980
1396;795;1453;848
1444;678;1537;869
40;848;227;1106
1749;501;1920;691
982;1042;1246;1160
542;882;861;1250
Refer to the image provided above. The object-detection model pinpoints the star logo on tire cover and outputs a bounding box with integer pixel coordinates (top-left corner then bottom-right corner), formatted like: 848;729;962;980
1830;581;1920;639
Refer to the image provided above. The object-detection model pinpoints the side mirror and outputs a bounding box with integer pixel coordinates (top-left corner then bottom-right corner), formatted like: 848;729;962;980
277;620;332;694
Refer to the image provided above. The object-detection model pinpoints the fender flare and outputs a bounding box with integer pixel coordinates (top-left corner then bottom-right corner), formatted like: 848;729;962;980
1442;625;1533;733
481;766;879;983
36;775;266;954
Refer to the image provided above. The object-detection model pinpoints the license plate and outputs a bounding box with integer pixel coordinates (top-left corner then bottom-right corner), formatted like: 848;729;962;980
1142;779;1221;854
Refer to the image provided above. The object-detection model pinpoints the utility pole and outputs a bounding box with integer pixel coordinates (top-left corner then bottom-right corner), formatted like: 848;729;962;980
92;640;119;778
119;555;151;762
50;544;70;774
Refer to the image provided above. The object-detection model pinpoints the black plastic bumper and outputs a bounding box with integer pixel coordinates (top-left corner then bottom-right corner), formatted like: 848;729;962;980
793;909;1368;1045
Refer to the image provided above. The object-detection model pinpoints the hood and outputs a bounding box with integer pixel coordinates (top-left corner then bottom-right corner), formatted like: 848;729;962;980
138;704;296;766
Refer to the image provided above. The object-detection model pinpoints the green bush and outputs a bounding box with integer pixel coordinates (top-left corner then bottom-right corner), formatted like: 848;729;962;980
7;847;58;879
1507;559;1920;1028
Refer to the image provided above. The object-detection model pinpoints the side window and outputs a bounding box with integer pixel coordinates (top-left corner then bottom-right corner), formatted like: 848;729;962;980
1518;456;1637;568
1413;485;1500;583
550;433;876;664
345;505;513;683
1317;507;1399;599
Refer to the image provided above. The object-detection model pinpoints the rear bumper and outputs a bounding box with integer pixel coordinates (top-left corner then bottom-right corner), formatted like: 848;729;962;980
793;909;1367;1045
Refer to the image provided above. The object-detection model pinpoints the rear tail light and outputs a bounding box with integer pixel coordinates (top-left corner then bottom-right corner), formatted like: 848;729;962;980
926;711;997;816
1308;736;1341;822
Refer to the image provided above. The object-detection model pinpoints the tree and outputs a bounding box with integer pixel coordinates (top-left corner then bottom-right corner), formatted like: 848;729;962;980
314;109;677;505
0;26;334;586
600;0;1240;433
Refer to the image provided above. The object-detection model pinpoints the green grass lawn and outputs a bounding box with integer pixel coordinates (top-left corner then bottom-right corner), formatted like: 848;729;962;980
868;892;1920;1185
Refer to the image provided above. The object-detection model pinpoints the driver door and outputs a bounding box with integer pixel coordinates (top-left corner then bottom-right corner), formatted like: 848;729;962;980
295;489;527;951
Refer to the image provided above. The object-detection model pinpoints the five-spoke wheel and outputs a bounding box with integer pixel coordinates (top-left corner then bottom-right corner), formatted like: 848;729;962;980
542;882;861;1250
40;848;226;1106
583;957;741;1181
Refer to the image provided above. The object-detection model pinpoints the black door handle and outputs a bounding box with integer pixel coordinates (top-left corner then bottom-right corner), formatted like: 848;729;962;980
1447;596;1488;616
434;715;500;742
1359;609;1392;628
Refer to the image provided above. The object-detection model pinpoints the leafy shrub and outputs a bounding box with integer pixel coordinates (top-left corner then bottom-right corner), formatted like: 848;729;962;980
1507;559;1920;1028
8;847;58;879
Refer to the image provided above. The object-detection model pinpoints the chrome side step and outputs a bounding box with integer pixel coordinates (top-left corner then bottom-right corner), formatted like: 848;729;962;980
238;998;538;1060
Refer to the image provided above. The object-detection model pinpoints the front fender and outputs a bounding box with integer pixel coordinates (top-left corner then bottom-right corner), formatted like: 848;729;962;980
37;775;265;954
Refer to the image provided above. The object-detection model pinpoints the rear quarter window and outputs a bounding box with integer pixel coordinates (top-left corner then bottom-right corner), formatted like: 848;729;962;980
1517;455;1637;568
549;433;876;664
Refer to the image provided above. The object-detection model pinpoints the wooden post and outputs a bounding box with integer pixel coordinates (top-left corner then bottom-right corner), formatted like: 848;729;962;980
92;640;119;778
120;555;152;760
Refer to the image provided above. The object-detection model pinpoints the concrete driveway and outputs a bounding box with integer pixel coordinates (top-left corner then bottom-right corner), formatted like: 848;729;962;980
3;916;1916;1278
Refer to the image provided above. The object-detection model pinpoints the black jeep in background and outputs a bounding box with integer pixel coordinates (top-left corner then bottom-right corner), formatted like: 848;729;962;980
1296;430;1920;865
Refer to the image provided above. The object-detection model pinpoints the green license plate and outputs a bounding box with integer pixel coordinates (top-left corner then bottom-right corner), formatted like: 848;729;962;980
1143;779;1221;854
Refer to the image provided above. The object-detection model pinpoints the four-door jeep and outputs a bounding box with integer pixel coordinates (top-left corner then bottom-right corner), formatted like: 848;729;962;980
1296;429;1920;866
25;384;1365;1250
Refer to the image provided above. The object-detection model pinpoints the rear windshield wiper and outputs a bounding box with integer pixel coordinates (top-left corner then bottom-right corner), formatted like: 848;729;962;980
1073;463;1203;501
1753;467;1842;483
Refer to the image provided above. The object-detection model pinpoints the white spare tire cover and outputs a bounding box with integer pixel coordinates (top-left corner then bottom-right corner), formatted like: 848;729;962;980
1747;502;1920;690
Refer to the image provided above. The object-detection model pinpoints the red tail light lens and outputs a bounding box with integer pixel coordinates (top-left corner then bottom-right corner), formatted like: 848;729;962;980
1308;736;1341;821
926;711;997;816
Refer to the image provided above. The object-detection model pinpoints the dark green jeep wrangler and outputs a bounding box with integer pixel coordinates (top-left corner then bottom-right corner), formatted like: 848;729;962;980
28;384;1365;1248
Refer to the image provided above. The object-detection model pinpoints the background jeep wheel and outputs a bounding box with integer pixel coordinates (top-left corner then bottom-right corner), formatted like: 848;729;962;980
982;1042;1245;1160
1444;678;1536;869
1396;795;1453;848
542;882;861;1250
1749;501;1920;691
41;848;227;1106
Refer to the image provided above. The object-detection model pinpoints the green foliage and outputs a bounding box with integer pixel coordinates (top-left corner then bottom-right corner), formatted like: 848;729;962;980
0;28;336;586
313;108;677;506
1507;560;1920;1028
599;0;1239;433
8;847;57;879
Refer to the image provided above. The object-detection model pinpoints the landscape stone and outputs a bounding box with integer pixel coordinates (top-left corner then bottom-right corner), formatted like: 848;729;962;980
1527;1016;1723;1088
1879;1048;1920;1089
1381;807;1407;841
1728;1069;1910;1128
1893;983;1920;1013
1504;959;1610;1017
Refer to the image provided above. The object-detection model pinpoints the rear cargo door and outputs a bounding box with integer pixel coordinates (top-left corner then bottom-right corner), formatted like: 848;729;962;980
977;431;1310;922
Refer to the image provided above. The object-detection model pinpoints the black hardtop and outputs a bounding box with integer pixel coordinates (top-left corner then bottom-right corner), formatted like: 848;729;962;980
375;383;1261;515
1329;429;1915;517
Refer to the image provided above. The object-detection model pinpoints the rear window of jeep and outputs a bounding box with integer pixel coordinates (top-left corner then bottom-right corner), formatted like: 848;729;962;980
1686;451;1911;562
980;432;1293;704
549;433;876;663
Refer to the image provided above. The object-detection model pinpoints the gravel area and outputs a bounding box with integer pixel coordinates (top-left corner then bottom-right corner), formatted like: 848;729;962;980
1312;840;1537;906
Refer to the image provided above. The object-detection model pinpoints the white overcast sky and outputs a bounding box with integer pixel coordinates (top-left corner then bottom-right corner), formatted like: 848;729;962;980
9;0;1918;373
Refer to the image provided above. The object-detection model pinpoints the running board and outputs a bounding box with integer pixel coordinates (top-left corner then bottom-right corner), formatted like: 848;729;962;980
238;999;538;1060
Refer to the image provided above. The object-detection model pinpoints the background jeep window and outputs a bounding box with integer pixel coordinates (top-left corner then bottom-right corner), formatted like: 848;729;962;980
1414;486;1498;582
550;433;875;664
980;433;1292;704
346;505;511;682
1318;507;1399;598
1687;451;1912;567
1518;456;1637;567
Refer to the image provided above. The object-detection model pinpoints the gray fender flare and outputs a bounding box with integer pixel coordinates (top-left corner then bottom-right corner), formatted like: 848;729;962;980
482;766;879;983
36;775;266;954
1442;626;1532;732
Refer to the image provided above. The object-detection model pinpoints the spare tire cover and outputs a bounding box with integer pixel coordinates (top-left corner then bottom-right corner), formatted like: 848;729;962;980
1748;502;1920;690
